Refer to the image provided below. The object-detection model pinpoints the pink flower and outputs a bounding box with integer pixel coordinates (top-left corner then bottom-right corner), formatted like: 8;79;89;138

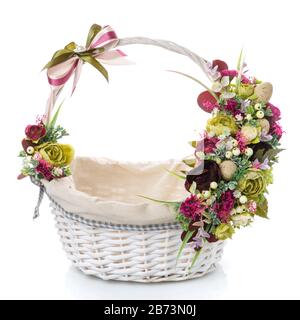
248;200;257;213
267;103;281;122
271;122;283;139
236;131;247;152
35;159;53;181
252;158;270;170
213;191;235;223
220;69;250;83
204;137;219;154
180;195;206;220
220;70;238;77
33;152;42;161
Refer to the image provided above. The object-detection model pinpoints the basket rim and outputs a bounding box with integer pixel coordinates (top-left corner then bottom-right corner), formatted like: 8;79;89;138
32;176;182;231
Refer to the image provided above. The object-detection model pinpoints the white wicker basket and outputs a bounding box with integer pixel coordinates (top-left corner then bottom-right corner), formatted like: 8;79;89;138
32;35;226;282
51;202;225;282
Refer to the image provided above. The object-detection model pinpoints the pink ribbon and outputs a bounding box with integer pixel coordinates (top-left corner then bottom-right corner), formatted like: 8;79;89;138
45;25;128;123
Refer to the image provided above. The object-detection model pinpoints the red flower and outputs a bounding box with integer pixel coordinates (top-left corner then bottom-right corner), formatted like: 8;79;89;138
213;191;235;223
180;195;205;220
25;123;46;141
224;99;239;115
267;103;281;122
204;137;219;154
35;159;53;181
185;160;222;193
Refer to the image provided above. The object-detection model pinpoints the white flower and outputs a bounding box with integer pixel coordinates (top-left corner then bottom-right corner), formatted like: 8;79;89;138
233;190;242;198
220;91;236;100
52;167;63;177
203;61;221;81
235;114;243;121
231;214;252;227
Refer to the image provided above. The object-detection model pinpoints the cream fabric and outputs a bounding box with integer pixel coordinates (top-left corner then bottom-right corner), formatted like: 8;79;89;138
43;157;189;225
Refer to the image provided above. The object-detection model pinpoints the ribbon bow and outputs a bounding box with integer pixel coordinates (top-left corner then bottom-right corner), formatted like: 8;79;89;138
44;24;127;122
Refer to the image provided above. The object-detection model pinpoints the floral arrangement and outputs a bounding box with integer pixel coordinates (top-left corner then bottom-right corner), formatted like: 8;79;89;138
165;56;284;265
18;107;74;182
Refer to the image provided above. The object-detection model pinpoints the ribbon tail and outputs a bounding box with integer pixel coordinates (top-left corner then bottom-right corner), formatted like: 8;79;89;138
72;59;83;95
45;86;63;124
33;185;45;219
95;49;134;65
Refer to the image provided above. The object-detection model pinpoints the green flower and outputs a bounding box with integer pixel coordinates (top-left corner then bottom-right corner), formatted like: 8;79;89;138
238;84;254;98
231;213;253;227
238;169;266;198
206;113;238;137
214;223;234;240
36;142;74;167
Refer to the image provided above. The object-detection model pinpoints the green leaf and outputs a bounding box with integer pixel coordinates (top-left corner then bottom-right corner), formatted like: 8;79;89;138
136;195;181;207
262;148;284;162
188;141;198;148
176;213;190;231
236;48;244;91
176;230;194;262
80;54;108;82
189;182;197;194
165;168;186;180
167;70;219;101
256;196;268;218
182;158;196;168
190;248;202;270
48;100;64;129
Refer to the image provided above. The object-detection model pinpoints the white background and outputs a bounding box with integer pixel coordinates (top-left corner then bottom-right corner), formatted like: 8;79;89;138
0;0;299;299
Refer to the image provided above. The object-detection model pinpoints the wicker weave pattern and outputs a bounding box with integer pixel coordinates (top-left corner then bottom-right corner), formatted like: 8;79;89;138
51;202;225;282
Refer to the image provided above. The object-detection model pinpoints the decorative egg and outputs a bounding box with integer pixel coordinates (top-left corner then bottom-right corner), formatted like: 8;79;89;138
219;160;237;181
258;118;270;134
254;82;273;102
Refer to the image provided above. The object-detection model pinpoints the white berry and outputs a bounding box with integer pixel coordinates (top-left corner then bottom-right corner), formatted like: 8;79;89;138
239;195;248;204
26;146;34;155
210;181;218;189
232;139;238;147
256;110;265;119
232;148;241;156
245;147;253;157
203;190;211;199
225;151;233;159
254;103;263;110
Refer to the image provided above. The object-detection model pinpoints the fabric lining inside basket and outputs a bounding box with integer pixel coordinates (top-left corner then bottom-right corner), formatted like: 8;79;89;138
43;157;189;225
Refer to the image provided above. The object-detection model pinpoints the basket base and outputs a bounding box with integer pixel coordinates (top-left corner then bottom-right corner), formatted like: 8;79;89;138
52;203;225;283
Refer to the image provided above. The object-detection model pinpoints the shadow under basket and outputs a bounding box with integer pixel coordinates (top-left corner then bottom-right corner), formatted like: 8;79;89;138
42;157;225;282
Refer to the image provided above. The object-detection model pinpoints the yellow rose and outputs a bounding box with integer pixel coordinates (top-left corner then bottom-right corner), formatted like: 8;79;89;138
36;142;74;167
238;169;266;198
206;113;238;136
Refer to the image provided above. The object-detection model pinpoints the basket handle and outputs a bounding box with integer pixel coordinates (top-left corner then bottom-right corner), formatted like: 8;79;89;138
44;29;213;122
118;37;210;77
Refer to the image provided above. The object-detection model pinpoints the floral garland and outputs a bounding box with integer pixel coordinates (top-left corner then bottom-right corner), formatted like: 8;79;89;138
168;57;283;264
18;110;74;182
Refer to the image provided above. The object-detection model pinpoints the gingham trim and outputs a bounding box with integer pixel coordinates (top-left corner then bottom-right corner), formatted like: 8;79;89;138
31;178;181;231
